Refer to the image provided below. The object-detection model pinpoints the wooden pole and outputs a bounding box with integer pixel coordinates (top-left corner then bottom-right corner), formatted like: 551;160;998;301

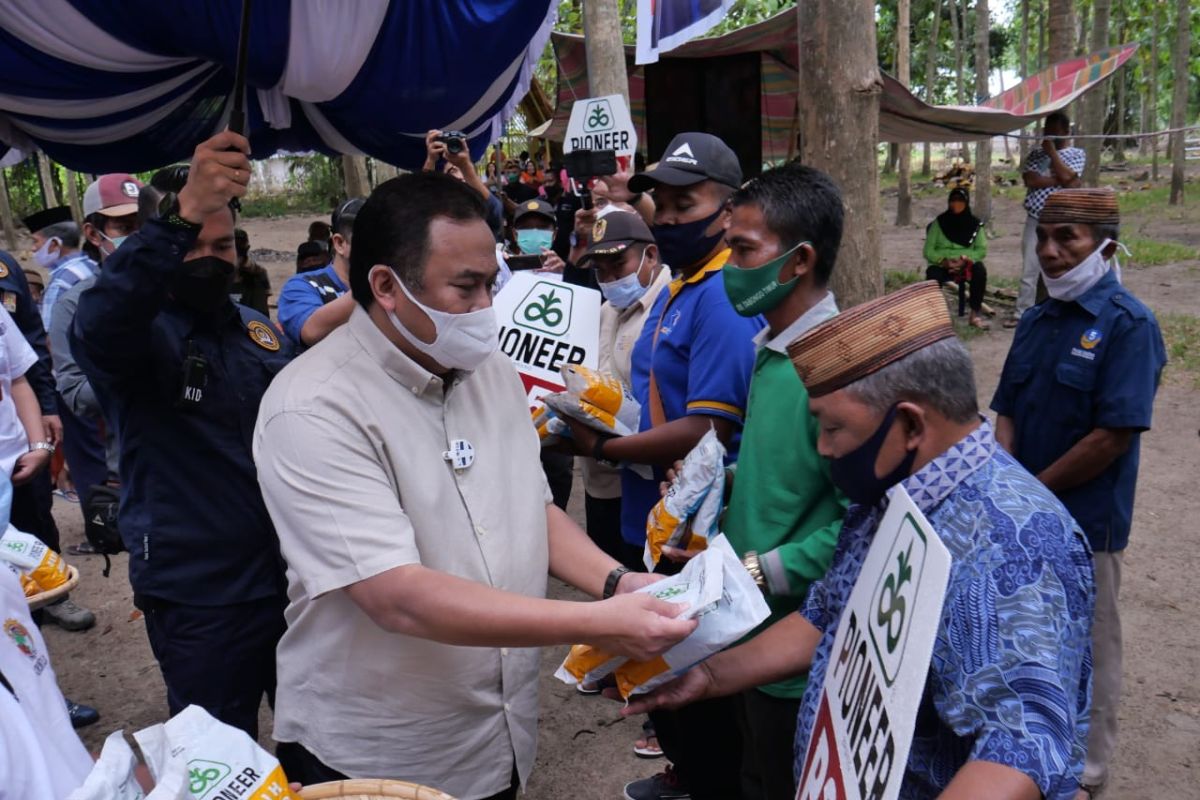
1150;1;1162;181
1081;0;1111;187
341;155;370;199
922;0;944;176
797;0;882;306
65;170;84;224
582;0;630;105
36;151;58;209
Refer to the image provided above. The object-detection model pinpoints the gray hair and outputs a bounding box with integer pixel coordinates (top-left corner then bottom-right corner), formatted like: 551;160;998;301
39;221;81;249
843;337;979;424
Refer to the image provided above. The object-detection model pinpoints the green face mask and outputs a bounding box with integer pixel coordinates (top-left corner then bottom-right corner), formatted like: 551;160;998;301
722;241;807;316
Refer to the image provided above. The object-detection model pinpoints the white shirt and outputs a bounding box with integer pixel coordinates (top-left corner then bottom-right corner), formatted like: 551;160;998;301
254;308;552;800
0;307;38;476
0;563;93;799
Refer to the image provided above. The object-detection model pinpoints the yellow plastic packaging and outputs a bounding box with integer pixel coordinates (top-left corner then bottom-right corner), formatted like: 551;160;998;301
0;525;69;593
643;428;726;571
543;365;641;436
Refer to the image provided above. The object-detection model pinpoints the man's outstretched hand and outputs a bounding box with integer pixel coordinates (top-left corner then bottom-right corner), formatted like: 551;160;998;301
609;662;716;715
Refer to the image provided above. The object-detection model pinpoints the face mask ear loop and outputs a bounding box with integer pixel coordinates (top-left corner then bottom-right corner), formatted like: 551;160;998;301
1106;239;1130;284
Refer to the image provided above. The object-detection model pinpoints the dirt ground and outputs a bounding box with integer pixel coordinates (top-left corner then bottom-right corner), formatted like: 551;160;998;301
36;170;1199;799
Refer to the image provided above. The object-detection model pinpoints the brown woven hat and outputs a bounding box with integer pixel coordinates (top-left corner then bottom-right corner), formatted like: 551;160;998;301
1039;188;1120;225
787;281;955;398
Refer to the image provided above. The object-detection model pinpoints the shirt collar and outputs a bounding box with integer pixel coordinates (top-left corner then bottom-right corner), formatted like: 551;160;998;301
897;416;996;515
50;251;90;271
1074;268;1119;316
668;248;729;295
347;305;448;400
755;291;839;354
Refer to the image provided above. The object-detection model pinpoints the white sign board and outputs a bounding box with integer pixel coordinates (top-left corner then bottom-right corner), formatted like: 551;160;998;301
795;485;951;800
564;94;638;161
494;271;601;407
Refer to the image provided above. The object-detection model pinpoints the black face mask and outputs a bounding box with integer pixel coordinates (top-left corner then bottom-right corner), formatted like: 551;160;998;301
828;405;918;507
651;206;726;272
172;256;234;314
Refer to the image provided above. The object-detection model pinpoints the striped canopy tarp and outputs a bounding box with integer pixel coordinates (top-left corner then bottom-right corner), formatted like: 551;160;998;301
880;44;1139;143
0;0;556;172
540;9;800;164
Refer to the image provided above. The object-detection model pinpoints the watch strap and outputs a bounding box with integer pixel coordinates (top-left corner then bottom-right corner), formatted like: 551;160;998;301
603;566;630;599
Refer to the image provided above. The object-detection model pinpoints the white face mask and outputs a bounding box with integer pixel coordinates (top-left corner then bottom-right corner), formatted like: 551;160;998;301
32;237;60;268
1042;238;1123;302
598;248;650;310
371;266;499;372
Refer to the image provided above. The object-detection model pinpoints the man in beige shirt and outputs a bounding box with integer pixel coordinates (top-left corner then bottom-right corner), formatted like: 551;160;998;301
253;173;694;800
578;210;671;570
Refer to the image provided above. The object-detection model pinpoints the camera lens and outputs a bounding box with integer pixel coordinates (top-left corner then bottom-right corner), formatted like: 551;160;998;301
446;138;464;154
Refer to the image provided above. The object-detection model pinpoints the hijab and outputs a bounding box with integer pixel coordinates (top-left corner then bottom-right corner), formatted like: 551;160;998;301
936;187;983;248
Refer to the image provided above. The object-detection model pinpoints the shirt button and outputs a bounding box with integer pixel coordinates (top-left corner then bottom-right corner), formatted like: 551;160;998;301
501;648;509;656
504;702;511;712
411;386;420;395
476;524;487;537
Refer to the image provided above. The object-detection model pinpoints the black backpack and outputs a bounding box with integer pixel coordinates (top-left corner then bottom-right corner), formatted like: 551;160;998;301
83;484;124;576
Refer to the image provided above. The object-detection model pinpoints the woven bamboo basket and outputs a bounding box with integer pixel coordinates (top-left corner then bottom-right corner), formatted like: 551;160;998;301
298;779;456;800
26;565;80;610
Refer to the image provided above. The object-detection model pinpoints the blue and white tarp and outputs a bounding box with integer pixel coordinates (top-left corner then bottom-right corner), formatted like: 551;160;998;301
635;0;734;65
0;0;556;172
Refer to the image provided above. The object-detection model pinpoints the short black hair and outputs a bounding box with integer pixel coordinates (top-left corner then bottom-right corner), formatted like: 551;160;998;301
729;164;844;286
1045;111;1071;134
349;172;489;308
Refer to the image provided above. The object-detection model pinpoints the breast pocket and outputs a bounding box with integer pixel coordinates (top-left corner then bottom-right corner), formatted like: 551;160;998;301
1053;361;1097;428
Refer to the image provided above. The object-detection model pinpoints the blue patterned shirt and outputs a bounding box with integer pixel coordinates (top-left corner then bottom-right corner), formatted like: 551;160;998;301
794;419;1094;799
42;252;96;334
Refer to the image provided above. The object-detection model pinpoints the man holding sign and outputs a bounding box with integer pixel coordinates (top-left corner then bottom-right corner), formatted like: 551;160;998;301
623;282;1094;800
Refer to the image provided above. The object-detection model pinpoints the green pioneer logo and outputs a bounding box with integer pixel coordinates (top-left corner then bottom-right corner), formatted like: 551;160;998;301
584;99;614;132
867;512;929;686
515;281;574;337
188;759;231;797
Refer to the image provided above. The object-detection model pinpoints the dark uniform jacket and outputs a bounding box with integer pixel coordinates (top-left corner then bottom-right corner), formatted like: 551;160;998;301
72;218;294;605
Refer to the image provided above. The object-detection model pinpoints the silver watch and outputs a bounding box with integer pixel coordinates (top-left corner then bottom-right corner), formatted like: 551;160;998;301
30;441;55;455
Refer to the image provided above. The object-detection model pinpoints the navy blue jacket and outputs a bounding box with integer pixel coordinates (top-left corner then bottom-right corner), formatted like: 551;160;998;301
0;250;56;414
71;218;294;605
992;270;1166;552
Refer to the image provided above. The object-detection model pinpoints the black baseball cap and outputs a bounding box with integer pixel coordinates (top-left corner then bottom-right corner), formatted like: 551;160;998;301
332;197;365;235
628;132;742;193
513;198;556;225
579;210;655;265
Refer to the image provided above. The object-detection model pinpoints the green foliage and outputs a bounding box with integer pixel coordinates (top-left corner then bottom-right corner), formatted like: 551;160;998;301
1159;312;1200;388
885;268;924;291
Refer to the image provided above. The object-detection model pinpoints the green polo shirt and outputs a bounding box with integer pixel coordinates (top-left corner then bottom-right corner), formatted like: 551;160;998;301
722;293;846;699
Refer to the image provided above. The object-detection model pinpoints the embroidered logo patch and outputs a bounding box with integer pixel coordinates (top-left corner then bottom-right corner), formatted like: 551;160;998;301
592;218;607;242
1080;328;1102;350
0;261;9;279
5;617;47;674
247;320;281;352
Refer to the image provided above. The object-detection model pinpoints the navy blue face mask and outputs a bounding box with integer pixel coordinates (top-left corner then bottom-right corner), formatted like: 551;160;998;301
829;405;917;507
651;206;726;271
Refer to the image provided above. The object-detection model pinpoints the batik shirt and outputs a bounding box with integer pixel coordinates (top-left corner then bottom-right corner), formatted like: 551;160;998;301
794;419;1094;800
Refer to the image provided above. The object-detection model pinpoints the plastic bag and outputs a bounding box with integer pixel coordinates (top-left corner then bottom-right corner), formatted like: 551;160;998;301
643;428;726;571
613;536;770;699
67;730;146;800
531;402;568;447
554;543;726;690
134;705;301;800
0;524;69;593
542;365;641;437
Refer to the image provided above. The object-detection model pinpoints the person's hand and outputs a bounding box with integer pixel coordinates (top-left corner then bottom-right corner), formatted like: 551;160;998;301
12;449;50;485
42;414;62;446
176;130;251;224
660;545;701;564
563;416;600;457
1041;136;1058;154
617;662;716;715
588;592;698;661
601;164;638;203
574;205;598;242
615;571;662;594
538;250;566;275
658;459;685;497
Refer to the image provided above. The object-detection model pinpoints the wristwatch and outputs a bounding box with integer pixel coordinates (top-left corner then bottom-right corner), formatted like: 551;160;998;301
742;550;766;591
29;441;54;456
157;194;204;233
603;566;631;599
592;434;618;468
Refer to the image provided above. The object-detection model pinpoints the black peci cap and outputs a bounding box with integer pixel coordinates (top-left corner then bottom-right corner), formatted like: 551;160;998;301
22;206;73;233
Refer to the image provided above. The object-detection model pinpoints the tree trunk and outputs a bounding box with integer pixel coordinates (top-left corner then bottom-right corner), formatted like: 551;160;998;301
1168;0;1191;204
64;170;84;225
1150;1;1162;180
998;69;1012;161
582;0;630;104
1138;45;1150;157
1038;1;1047;69
1075;4;1089;56
921;0;944;177
36;152;58;209
896;0;912;225
1018;0;1031;162
883;142;898;175
1112;11;1127;164
1080;0;1110;186
973;0;992;223
1047;0;1075;64
950;0;969;163
0;170;17;251
341;155;370;199
797;0;882;306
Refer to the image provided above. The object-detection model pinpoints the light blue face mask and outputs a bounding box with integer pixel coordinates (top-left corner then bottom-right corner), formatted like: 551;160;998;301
516;228;553;255
598;248;650;310
101;232;130;253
